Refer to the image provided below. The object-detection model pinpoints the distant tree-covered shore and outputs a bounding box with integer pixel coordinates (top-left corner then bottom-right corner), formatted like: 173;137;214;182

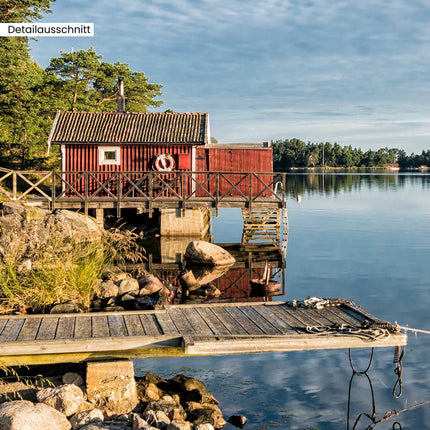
272;138;430;171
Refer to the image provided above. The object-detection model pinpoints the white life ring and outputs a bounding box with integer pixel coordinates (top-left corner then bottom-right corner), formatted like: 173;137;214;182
153;154;175;171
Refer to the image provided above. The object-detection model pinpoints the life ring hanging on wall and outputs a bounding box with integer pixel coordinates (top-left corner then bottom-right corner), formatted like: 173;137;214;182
153;153;176;171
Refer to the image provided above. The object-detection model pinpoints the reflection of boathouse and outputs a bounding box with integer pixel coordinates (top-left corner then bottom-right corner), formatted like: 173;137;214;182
141;238;286;303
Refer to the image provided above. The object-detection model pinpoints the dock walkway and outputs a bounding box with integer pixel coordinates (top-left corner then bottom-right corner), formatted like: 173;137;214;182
0;301;406;366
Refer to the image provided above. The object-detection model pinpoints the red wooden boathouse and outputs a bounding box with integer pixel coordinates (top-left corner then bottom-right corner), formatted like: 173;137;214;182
48;111;274;197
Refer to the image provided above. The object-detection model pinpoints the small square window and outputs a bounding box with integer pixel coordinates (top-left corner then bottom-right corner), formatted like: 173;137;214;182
98;146;120;166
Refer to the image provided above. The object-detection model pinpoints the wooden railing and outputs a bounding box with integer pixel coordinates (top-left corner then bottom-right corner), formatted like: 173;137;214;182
0;169;287;213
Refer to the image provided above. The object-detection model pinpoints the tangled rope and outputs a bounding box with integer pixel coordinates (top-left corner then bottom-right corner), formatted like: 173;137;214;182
306;324;391;341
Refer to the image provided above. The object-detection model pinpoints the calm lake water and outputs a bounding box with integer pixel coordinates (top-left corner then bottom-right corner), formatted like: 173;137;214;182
135;173;430;430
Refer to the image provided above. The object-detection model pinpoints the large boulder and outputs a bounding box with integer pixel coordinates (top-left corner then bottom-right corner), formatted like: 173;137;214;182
0;400;71;430
184;241;235;267
36;384;85;417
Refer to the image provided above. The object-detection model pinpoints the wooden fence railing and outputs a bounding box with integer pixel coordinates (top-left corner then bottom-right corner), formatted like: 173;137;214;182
0;169;287;214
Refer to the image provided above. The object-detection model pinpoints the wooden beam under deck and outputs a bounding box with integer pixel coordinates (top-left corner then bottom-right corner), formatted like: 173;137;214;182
0;301;406;366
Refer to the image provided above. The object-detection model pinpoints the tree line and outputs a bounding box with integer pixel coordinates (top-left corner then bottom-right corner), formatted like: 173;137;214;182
272;139;430;171
0;0;163;169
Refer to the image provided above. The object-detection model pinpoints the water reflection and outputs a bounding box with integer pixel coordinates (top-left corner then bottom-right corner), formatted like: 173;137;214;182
140;235;286;303
285;172;430;198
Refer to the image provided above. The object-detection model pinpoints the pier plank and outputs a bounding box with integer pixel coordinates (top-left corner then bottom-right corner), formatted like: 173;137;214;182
194;307;231;335
0;319;25;342
124;314;145;337
56;317;75;339
139;314;162;336
108;315;127;337
74;316;92;339
155;312;180;335
181;308;214;336
167;309;196;335
254;305;297;334
17;318;42;341
0;319;8;335
239;306;282;335
223;306;265;335
209;307;248;335
92;316;109;338
36;317;59;340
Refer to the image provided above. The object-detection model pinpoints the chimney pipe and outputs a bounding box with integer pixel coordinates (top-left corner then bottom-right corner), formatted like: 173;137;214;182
117;76;125;113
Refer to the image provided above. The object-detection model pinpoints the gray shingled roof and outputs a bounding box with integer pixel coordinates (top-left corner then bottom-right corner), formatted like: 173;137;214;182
48;111;209;145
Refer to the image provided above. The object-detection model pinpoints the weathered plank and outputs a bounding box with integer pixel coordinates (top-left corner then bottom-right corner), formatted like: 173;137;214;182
0;319;25;342
167;308;196;335
155;312;180;336
194;307;231;335
222;306;265;335
17;318;42;341
74;316;92;339
56;317;75;339
209;307;248;335
123;314;145;337
0;319;8;335
180;308;213;336
91;316;109;338
36;317;59;340
108;315;127;337
254;305;297;335
239;306;282;335
139;314;162;337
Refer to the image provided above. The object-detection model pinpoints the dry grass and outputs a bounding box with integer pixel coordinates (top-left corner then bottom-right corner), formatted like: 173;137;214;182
0;224;145;314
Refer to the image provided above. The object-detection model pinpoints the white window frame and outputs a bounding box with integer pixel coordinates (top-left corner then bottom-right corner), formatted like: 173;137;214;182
98;146;121;166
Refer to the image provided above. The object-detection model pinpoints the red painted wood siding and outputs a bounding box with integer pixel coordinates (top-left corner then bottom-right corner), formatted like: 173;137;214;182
195;147;273;196
64;144;193;195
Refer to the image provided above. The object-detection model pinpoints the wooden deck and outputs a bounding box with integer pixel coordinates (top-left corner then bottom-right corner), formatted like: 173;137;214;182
0;169;287;215
0;301;406;366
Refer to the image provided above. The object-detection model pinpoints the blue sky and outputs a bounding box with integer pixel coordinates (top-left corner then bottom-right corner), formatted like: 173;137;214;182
29;0;430;152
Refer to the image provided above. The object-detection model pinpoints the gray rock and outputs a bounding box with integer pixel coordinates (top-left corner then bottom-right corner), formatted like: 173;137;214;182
194;425;215;430
0;400;71;430
166;421;191;430
144;396;186;423
78;425;109;430
62;372;85;387
102;305;125;312
102;266;128;283
98;280;119;299
36;384;85;417
131;413;149;430
144;409;170;428
227;415;247;428
50;303;82;314
118;278;140;295
70;408;104;429
137;275;164;294
185;241;235;267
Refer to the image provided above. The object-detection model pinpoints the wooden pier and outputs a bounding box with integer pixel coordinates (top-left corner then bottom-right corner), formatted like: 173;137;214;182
0;169;287;215
0;301;406;366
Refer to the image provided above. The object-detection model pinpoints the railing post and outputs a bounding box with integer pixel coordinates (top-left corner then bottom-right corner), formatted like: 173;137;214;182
117;173;122;218
181;171;186;213
12;171;17;200
215;173;219;216
148;172;153;216
283;173;287;207
84;172;89;215
249;173;253;212
51;171;55;210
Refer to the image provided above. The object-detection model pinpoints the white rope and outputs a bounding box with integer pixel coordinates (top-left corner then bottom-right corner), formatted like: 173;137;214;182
397;325;430;335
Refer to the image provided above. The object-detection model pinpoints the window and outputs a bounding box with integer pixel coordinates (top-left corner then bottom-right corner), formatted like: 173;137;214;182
98;146;121;165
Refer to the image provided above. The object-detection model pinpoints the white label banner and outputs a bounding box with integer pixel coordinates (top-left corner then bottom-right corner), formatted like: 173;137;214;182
0;23;94;37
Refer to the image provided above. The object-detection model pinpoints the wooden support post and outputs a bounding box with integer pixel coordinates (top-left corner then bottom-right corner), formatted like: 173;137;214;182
12;172;17;200
95;209;104;226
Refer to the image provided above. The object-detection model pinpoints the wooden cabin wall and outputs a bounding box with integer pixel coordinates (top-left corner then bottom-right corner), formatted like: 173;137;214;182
64;144;192;195
195;147;274;197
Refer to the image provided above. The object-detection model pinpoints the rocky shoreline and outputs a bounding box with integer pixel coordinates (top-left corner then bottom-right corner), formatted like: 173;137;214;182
0;366;246;430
